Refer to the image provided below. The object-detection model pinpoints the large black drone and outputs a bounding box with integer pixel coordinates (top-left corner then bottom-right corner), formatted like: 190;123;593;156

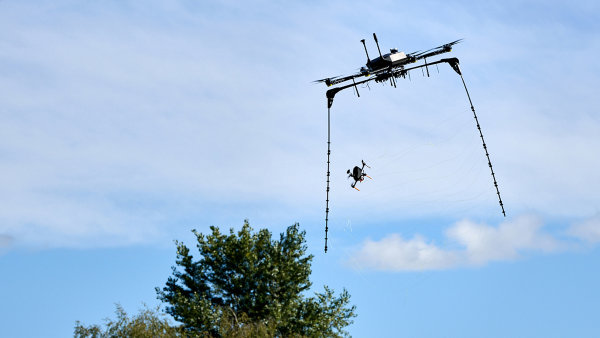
318;34;506;253
315;33;461;93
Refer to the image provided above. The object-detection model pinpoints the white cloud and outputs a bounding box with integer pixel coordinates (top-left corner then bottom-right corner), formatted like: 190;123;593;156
350;215;565;271
568;215;600;243
349;234;459;271
447;215;561;265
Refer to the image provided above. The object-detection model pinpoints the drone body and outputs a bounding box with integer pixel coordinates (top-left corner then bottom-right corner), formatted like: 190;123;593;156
347;160;371;191
362;48;407;74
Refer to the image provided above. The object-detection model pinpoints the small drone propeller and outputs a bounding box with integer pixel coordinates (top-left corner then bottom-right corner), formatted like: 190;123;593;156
447;38;463;46
413;47;438;57
313;75;342;86
362;160;371;168
436;39;463;50
413;39;463;57
440;39;463;50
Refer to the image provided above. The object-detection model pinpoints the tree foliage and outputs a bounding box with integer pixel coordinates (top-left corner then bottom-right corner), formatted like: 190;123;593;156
156;221;356;337
74;304;185;338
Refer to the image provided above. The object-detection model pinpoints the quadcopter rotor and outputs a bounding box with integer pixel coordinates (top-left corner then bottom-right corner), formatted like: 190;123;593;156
413;39;463;57
313;75;342;87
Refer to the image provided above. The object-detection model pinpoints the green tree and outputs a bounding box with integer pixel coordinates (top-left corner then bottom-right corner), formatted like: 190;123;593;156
156;221;356;337
74;304;185;338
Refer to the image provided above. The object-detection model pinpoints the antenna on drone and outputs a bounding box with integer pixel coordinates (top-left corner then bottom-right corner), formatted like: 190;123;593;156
360;39;371;64
373;33;383;59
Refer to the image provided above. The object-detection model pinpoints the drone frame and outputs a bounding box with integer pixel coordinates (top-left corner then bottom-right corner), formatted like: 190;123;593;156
348;160;372;191
321;53;505;253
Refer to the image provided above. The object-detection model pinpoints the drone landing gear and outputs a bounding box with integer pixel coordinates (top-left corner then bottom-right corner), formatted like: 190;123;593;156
353;175;372;191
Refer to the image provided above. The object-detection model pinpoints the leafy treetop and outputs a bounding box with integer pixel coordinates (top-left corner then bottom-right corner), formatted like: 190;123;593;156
156;221;356;337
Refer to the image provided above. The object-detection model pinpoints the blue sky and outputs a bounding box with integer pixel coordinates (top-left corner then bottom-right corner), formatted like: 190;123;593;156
1;0;600;336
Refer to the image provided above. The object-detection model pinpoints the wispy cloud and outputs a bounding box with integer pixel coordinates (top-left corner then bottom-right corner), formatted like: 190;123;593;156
349;215;572;271
446;216;561;265
348;234;460;271
568;215;600;244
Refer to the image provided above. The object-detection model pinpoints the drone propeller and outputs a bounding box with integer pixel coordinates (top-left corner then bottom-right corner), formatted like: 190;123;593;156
447;38;463;46
440;38;463;48
316;72;370;87
362;160;371;168
313;75;342;85
413;47;439;57
440;39;463;50
413;39;463;57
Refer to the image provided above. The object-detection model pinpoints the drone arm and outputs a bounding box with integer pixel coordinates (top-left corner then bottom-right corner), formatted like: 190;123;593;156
445;58;462;75
413;39;462;61
414;48;450;62
326;76;370;108
396;57;456;73
326;58;462;108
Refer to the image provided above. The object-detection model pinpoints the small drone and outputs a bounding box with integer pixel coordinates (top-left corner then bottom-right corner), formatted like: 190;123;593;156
347;160;372;191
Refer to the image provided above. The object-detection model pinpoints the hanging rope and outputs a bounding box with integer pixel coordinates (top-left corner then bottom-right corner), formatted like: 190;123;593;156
324;105;331;252
459;74;506;217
